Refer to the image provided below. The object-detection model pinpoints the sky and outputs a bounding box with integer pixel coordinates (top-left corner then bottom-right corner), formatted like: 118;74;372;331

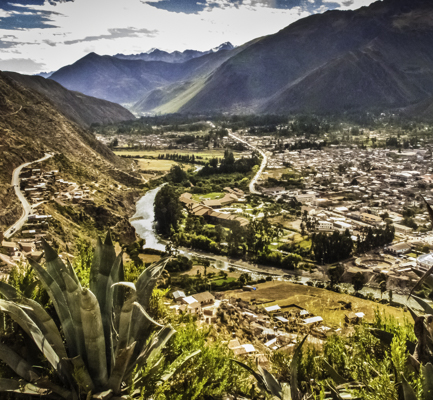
0;0;377;74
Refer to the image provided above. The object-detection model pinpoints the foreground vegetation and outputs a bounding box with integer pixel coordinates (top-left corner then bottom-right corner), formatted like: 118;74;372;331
0;232;433;399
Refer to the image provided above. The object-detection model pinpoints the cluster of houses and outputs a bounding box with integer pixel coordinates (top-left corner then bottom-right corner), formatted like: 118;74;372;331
170;285;365;360
171;290;218;323
21;167;92;206
179;187;249;227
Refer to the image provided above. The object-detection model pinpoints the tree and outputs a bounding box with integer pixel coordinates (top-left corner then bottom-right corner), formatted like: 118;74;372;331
154;185;182;235
168;164;187;183
215;224;226;243
238;273;251;285
209;157;218;168
328;264;345;287
376;272;388;299
352;272;366;293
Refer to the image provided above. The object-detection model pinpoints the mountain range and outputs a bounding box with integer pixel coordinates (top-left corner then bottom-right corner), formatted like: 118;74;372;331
48;0;433;118
114;42;234;63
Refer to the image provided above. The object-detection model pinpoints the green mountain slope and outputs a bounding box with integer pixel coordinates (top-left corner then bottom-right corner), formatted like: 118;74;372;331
177;0;433;114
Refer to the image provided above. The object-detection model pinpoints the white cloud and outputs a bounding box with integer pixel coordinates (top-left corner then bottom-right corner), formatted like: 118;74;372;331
0;0;376;74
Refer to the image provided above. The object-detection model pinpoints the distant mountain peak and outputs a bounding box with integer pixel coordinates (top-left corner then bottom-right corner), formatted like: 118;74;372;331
113;42;235;63
212;42;234;52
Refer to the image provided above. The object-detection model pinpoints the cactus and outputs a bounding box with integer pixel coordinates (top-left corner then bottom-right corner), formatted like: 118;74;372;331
0;233;199;399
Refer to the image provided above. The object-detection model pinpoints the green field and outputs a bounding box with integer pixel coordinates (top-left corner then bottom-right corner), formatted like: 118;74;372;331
114;149;244;159
212;277;237;286
192;192;225;202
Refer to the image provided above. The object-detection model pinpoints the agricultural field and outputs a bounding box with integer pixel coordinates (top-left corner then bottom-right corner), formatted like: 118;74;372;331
134;158;181;172
225;281;406;327
114;149;244;159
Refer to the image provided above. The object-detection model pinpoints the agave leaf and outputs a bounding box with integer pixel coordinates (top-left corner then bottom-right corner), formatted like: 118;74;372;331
401;374;417;400
370;329;416;354
29;258;78;357
127;325;176;378
0;379;49;396
281;383;292;400
422;363;433;400
89;234;117;374
0;343;40;382
327;381;344;400
322;360;347;385
409;264;433;300
41;238;69;293
35;377;73;399
412;296;433;315
160;349;201;383
230;359;267;393
291;335;308;400
129;259;169;361
112;283;137;355
0;281;68;359
93;389;113;400
66;355;95;393
422;196;433;224
80;288;108;390
408;307;420;323
135;258;169;309
412;269;433;290
0;299;60;370
108;342;136;395
407;354;420;374
257;364;282;397
65;257;80;286
62;272;86;359
23;280;40;298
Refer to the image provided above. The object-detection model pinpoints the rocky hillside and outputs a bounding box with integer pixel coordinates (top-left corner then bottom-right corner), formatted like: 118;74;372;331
3;71;134;128
0;71;141;247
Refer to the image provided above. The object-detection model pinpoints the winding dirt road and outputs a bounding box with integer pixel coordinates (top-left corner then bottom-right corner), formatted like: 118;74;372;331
4;153;53;240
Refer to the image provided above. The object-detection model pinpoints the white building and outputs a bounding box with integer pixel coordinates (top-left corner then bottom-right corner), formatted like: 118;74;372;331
318;221;333;231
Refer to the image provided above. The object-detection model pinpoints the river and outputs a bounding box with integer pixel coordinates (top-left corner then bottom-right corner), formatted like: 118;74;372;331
132;184;427;310
130;185;167;252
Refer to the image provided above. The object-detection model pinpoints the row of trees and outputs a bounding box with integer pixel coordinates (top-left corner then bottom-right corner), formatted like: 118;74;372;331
312;224;396;264
199;149;261;175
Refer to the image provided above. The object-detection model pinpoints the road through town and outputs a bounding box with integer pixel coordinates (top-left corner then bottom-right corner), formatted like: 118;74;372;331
228;131;267;194
4;153;52;240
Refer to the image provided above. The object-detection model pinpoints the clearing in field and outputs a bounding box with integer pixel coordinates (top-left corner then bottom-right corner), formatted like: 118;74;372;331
134;158;183;172
225;281;406;327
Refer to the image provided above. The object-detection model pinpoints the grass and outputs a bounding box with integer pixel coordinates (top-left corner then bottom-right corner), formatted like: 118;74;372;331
212;277;237;286
298;239;312;249
225;281;406;328
139;254;162;264
192;192;225;202
134;158;184;172
407;253;418;258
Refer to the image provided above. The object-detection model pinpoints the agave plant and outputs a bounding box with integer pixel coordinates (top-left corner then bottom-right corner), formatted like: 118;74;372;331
0;233;198;399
